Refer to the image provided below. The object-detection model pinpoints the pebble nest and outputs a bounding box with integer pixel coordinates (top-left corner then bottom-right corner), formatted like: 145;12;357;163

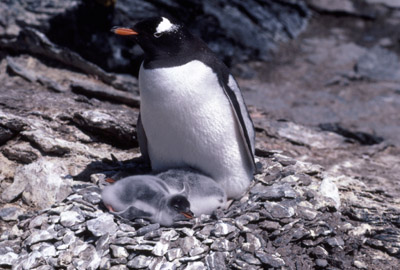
0;153;356;270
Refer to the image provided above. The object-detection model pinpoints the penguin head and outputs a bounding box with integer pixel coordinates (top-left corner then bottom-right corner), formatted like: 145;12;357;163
112;16;194;59
163;194;194;222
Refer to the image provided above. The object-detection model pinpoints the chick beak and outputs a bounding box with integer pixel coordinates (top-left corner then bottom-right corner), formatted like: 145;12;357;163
106;204;115;212
181;211;194;219
105;178;116;183
111;26;138;36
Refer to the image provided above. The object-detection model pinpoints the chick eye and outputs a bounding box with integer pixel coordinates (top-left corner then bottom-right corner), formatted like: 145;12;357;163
154;32;162;38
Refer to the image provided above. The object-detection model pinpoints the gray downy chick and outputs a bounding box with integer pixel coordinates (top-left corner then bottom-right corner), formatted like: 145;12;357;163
101;175;193;226
157;169;227;216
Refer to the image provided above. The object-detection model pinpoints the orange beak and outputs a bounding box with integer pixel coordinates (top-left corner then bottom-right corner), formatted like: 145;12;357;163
181;211;194;219
106;204;115;212
111;27;138;36
105;178;116;183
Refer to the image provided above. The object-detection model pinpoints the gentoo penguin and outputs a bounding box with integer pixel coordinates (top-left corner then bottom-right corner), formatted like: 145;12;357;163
112;17;256;198
101;175;194;226
157;169;227;216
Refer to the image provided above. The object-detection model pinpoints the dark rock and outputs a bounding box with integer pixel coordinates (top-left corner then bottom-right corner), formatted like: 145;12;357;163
0;206;24;221
71;110;138;149
0;126;13;145
238;252;261;265
250;182;296;200
71;80;140;108
319;123;384;145
255;251;285;268
2;141;40;164
41;0;309;73
136;223;160;237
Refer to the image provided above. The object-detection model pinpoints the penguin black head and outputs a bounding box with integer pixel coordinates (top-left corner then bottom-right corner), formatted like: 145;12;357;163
166;194;194;220
112;17;206;66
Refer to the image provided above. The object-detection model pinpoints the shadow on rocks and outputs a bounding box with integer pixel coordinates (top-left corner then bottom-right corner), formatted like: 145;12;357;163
73;155;151;182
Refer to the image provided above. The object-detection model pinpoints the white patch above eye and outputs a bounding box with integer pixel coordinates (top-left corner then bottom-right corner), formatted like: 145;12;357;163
155;17;179;35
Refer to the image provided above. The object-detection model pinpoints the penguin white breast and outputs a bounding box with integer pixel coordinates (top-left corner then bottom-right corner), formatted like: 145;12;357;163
139;60;250;190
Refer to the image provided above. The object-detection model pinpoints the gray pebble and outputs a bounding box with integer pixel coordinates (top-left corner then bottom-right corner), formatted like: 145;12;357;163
210;239;236;252
60;210;85;227
87;213;117;237
0;206;24;221
110;245;129;258
127;255;153;269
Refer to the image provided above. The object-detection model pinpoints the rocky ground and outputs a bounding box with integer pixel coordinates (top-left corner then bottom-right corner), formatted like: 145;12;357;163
1;0;400;269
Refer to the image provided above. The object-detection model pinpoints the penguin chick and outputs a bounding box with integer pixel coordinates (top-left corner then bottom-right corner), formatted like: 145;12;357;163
101;175;193;226
157;169;227;216
112;16;256;199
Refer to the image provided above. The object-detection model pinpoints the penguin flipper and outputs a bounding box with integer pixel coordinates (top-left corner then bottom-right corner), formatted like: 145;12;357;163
220;75;256;173
117;205;153;220
137;113;150;164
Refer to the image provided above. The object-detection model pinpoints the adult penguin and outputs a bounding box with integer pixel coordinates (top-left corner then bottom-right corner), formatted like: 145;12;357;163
112;17;256;198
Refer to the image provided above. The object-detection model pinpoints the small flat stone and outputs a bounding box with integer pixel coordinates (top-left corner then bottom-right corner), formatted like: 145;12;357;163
160;230;179;241
184;261;206;270
298;207;318;220
210;239;236;252
315;259;328;267
113;236;137;245
251;183;296;200
110;245;129;258
127;255;153;269
95;233;110;255
136;223;160;236
87;213;117;237
149;257;178;270
0;252;18;266
239;252;261;265
311;246;329;258
195;225;213;240
205;252;226;269
179;255;206;263
60;210;85;227
255;252;285;268
353;260;368;269
0;206;24;221
166;248;183;261
35;242;57;258
212;222;237;237
263;202;295;219
127;244;154;252
180;236;203;255
83;192;102;204
19;250;43;269
29;215;48;229
152;241;169;256
242;233;262;253
319;177;341;209
109;265;128;270
326;237;344;247
24;229;55;246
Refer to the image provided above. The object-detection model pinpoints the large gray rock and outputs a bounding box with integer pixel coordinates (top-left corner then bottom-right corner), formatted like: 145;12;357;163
1;158;72;208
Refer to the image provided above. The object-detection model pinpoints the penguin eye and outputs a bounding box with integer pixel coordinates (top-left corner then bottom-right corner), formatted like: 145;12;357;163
154;32;163;38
